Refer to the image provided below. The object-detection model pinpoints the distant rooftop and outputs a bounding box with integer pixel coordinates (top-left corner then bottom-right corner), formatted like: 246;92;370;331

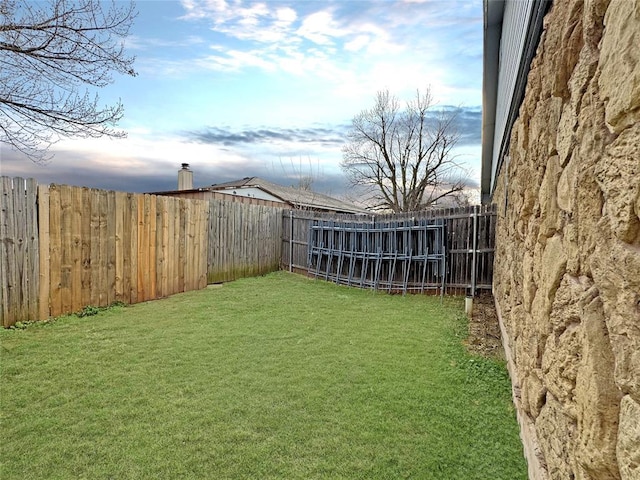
209;177;369;214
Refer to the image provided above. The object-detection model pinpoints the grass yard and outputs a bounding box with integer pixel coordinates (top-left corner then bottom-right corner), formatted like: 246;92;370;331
0;272;526;479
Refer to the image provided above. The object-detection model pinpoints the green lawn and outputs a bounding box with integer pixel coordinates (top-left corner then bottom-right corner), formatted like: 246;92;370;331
0;272;526;479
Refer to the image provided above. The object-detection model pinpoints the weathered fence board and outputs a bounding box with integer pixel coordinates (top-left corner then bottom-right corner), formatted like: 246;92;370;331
207;200;283;284
37;184;50;321
0;177;40;327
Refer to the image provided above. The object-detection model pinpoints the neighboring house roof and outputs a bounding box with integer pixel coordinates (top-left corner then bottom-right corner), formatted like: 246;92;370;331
481;0;551;202
209;177;369;214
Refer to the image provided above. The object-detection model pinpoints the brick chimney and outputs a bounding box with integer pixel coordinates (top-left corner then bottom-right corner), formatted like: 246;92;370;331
178;163;193;190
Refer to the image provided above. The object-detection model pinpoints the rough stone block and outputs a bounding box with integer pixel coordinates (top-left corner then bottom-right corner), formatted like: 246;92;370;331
591;240;640;399
523;370;548;419
617;395;640;479
596;123;640;243
542;323;581;419
557;153;578;213
536;396;578;480
574;295;622;479
538;156;563;239
599;0;640;133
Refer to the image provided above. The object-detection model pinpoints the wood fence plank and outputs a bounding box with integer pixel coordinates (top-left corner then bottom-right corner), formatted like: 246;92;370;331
155;196;165;298
89;189;100;307
214;201;221;281
24;178;39;321
49;185;62;317
38;184;50;321
228;202;236;281
165;197;175;295
218;202;225;281
184;202;192;292
178;199;186;292
199;201;209;288
59;184;73;314
137;194;146;302
229;202;235;279
185;200;193;291
241;205;248;277
13;177;28;322
80;188;92;308
193;202;201;289
70;186;83;312
106;191;116;306
192;202;201;290
115;191;126;303
220;201;226;278
171;197;180;294
0;177;15;326
143;194;151;301
121;193;132;305
98;190;108;307
148;194;157;300
206;200;215;283
186;200;194;291
129;193;138;304
193;202;200;290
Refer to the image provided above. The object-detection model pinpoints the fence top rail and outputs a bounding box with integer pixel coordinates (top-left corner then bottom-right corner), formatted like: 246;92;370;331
285;204;496;223
310;222;446;233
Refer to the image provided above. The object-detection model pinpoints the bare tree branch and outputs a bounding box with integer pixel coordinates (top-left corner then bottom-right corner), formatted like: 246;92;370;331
341;88;467;212
0;0;137;162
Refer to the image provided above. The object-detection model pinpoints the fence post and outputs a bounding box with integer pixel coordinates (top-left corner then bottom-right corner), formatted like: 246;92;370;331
289;210;293;272
471;204;478;297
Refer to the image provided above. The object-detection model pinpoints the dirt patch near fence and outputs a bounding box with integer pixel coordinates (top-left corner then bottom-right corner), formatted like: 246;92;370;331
466;294;505;360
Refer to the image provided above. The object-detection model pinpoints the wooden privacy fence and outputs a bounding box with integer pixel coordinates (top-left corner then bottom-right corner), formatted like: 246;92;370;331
0;177;283;327
207;200;283;283
39;185;209;319
281;205;497;295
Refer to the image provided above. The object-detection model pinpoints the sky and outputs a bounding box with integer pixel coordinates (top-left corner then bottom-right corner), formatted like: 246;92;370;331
0;0;483;200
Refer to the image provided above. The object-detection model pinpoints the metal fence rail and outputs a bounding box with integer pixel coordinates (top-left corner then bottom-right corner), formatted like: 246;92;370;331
281;205;496;295
308;218;446;295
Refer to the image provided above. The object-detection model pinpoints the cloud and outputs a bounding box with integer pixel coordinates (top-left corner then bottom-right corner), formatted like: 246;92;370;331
445;106;482;146
0;127;352;196
296;10;346;46
125;34;205;51
168;1;481;104
184;125;347;147
179;0;300;45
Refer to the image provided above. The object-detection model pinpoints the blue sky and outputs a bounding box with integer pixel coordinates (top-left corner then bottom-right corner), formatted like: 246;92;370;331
1;0;483;198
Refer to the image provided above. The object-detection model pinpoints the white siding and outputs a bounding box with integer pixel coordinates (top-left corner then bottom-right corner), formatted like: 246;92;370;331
221;186;286;203
491;0;536;190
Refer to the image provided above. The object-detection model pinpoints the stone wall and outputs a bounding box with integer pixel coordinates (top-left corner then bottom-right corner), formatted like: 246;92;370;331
493;0;640;478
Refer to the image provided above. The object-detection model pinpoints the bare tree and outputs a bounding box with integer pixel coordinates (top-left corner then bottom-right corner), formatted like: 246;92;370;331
0;0;137;162
341;88;467;212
